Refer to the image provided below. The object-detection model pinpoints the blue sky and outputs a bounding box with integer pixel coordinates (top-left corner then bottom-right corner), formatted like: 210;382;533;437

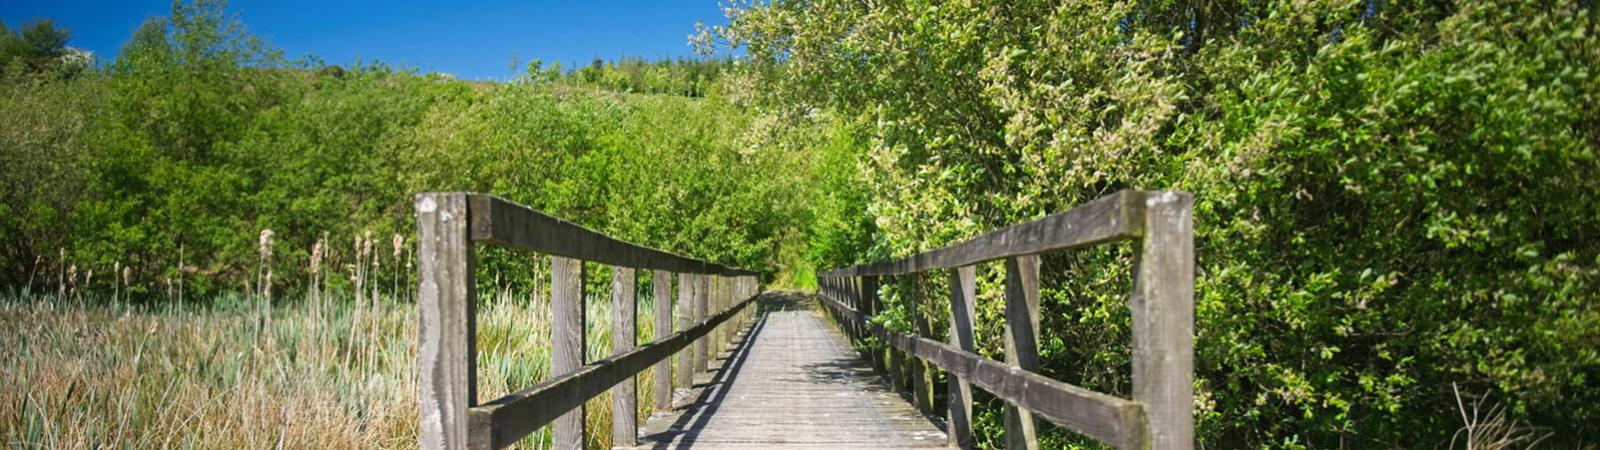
0;0;732;80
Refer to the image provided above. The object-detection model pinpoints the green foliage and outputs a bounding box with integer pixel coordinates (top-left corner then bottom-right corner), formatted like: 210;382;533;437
0;0;818;300
0;18;76;75
714;0;1599;447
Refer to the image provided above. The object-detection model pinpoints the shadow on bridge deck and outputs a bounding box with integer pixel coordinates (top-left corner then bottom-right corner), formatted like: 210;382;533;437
631;290;946;449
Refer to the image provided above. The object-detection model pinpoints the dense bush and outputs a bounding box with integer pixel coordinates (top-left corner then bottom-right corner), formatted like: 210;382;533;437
0;0;820;300
710;0;1599;447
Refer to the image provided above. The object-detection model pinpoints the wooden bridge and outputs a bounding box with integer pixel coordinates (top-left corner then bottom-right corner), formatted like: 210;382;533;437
414;189;1193;450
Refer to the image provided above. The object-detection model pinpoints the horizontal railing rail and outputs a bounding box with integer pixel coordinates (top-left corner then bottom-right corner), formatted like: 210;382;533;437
415;192;761;450
817;189;1194;450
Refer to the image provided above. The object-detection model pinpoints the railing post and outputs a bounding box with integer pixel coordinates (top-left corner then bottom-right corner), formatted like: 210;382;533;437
1132;192;1195;450
863;275;884;372
551;256;587;450
676;273;695;395
716;276;728;352
909;273;934;414
416;193;476;450
694;273;709;374
611;267;638;448
887;275;907;394
948;266;977;449
1004;255;1042;450
653;270;675;412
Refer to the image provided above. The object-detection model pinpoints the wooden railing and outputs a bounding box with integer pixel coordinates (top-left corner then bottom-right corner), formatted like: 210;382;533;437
817;189;1194;450
414;193;761;450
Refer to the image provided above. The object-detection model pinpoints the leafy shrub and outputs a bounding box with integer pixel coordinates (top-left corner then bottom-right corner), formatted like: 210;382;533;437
711;0;1599;447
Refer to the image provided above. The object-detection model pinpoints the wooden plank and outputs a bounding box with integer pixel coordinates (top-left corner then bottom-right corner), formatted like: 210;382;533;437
550;256;586;450
612;267;638;448
653;270;674;412
1131;191;1195;450
819;190;1146;277
631;296;946;449
948;266;977;450
817;291;1148;450
1004;255;1042;450
677;273;695;393
466;194;755;276
469;294;758;450
416;193;477;450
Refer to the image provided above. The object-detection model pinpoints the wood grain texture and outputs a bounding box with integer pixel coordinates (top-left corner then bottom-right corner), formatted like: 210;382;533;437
653;270;674;412
550;256;586;450
612;267;639;448
466;194;755;276
416;193;476;450
633;291;945;449
677;273;695;393
820;190;1147;277
1004;255;1042;450
1132;191;1195;450
818;286;1149;450
468;293;758;450
909;274;934;414
947;266;977;450
694;274;709;374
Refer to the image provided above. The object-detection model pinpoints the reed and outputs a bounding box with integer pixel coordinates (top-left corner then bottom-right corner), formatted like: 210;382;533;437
1;278;664;449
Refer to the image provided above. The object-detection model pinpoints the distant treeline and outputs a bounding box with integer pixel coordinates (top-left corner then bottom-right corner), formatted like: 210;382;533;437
534;56;732;98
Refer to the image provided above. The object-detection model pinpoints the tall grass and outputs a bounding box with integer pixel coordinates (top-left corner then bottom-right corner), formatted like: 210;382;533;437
0;285;663;449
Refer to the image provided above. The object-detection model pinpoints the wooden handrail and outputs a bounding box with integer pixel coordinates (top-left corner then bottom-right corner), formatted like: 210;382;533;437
415;192;762;450
818;189;1146;277
817;189;1194;450
466;194;758;276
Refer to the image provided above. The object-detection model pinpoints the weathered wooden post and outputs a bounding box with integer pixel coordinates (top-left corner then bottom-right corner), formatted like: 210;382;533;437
714;275;726;353
863;275;884;371
611;267;638;447
909;273;934;414
653;270;674;412
694;274;709;374
1004;255;1042;449
551;256;586;450
416;193;475;450
948;265;977;449
1132;192;1195;450
887;275;907;394
677;273;695;392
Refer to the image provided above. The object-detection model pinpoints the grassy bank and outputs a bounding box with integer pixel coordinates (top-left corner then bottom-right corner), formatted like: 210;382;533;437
0;286;665;449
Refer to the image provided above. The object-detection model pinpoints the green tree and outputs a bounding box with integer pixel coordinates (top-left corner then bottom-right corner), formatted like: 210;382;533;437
711;0;1600;447
0;19;75;75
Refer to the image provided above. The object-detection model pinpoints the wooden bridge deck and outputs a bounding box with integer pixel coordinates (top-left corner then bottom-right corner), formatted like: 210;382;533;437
631;291;947;449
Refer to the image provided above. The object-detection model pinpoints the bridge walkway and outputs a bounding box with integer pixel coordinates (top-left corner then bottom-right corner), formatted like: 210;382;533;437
631;291;947;449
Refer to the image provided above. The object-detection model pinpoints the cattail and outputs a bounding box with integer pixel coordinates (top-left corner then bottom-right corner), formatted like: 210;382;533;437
392;234;403;303
258;229;275;302
27;254;41;292
258;229;275;257
58;248;65;297
68;264;78;298
121;265;131;290
310;237;325;313
113;262;120;302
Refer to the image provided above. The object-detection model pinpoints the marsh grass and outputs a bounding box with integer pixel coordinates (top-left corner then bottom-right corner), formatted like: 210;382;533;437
0;286;662;449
